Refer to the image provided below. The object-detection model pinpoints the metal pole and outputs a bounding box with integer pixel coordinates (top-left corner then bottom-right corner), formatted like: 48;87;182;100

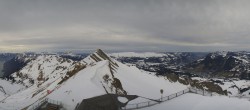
203;89;204;96
161;94;162;101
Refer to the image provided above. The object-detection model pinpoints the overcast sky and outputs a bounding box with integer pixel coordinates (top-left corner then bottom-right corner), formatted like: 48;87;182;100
1;0;250;53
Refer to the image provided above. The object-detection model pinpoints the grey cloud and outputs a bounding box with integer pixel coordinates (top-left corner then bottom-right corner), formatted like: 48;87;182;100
0;0;250;52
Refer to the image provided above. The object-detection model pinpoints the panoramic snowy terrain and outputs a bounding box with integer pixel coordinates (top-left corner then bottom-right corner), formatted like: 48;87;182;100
0;50;188;110
0;50;250;110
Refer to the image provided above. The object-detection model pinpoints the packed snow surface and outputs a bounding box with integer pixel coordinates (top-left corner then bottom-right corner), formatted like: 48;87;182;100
0;79;25;95
141;93;250;110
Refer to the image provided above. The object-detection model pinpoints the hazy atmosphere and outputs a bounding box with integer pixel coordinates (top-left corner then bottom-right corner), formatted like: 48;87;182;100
1;0;250;52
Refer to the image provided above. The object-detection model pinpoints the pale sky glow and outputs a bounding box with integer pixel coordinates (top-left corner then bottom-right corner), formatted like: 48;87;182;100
1;0;250;52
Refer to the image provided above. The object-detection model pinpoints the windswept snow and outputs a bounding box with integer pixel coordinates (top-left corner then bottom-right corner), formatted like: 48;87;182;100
0;79;25;95
115;62;187;99
48;61;108;110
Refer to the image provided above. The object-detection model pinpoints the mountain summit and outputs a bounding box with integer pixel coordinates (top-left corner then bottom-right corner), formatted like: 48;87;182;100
83;49;118;67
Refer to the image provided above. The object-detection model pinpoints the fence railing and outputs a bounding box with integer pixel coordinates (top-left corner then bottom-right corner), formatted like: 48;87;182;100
228;95;250;99
28;98;62;110
28;98;47;110
189;88;212;96
122;88;189;110
26;87;249;110
122;87;213;110
47;98;61;106
122;99;159;110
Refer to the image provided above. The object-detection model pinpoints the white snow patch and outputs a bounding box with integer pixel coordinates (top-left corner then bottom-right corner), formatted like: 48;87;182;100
118;97;128;103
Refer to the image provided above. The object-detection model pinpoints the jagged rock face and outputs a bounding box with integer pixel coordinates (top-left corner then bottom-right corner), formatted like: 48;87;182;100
184;51;250;79
83;49;126;95
84;49;118;67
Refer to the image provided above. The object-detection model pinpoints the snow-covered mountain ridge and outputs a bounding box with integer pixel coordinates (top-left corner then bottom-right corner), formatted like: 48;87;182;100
11;55;80;87
0;49;188;110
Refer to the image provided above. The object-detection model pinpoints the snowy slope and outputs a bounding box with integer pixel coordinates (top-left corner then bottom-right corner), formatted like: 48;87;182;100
141;93;250;110
190;77;250;97
0;79;25;95
47;49;188;110
0;79;25;102
0;55;85;109
11;55;77;87
219;80;250;97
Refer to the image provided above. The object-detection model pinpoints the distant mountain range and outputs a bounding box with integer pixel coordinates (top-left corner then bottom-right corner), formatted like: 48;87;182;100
184;51;250;80
110;52;207;75
2;51;250;80
111;51;250;80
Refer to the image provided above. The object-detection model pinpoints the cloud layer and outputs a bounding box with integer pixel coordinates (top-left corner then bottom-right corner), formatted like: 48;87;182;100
1;0;250;52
